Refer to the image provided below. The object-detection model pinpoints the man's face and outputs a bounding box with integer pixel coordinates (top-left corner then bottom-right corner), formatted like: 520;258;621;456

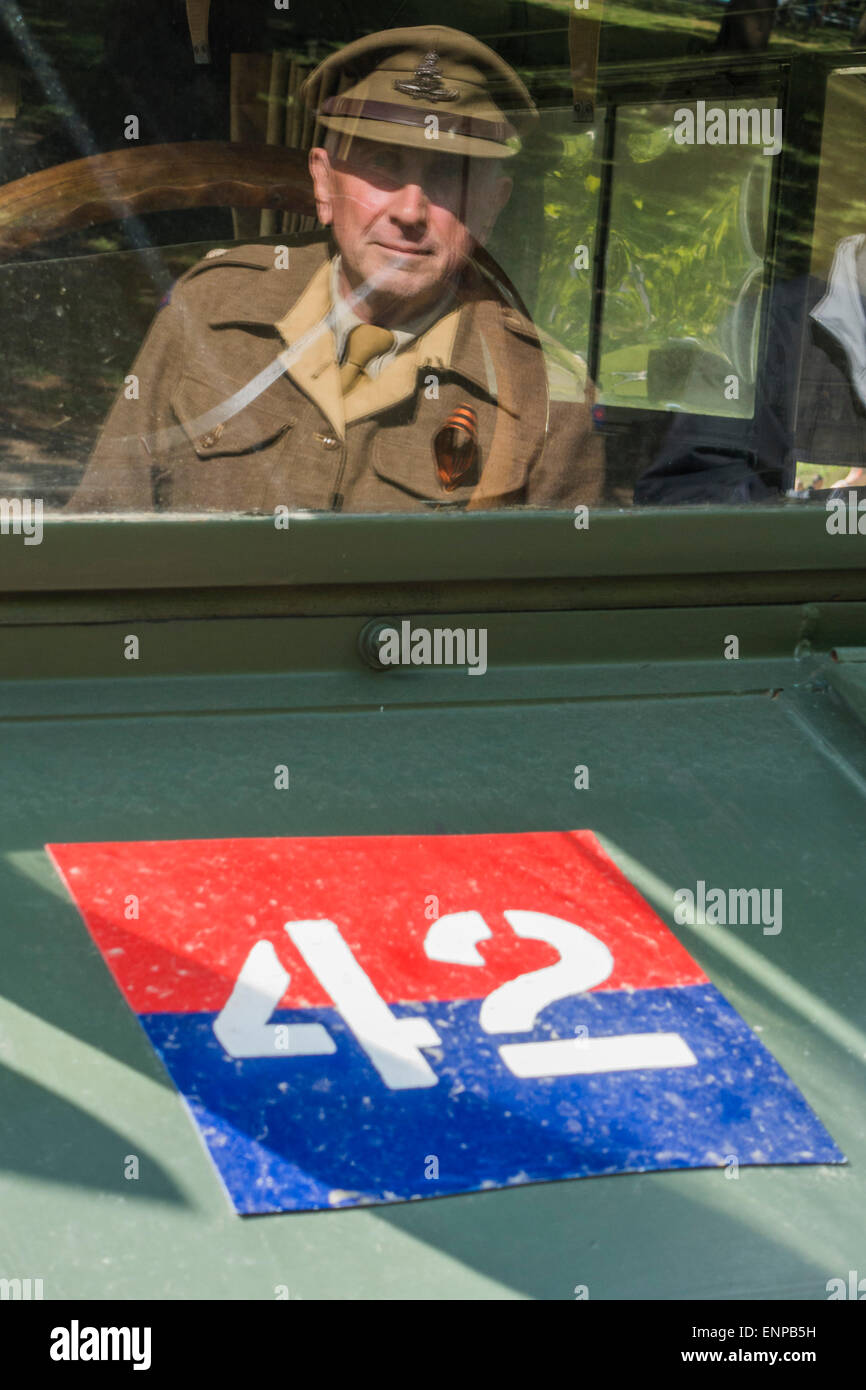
309;137;512;324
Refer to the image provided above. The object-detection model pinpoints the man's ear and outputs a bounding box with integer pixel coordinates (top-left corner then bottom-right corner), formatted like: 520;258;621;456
492;177;511;215
308;148;334;226
474;174;513;245
492;175;513;221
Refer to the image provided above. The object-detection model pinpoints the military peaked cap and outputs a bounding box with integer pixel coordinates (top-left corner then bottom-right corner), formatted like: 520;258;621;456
300;25;538;159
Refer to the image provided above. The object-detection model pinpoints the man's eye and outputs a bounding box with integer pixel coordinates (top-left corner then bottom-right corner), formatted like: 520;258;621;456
429;162;464;190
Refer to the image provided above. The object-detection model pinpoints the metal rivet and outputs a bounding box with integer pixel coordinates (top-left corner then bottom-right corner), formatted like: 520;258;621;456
357;620;399;671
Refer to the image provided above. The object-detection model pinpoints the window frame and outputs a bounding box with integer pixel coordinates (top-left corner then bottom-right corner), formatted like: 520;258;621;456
1;508;863;615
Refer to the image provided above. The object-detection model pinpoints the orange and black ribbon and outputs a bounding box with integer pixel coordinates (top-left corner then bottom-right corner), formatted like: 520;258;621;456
433;403;478;491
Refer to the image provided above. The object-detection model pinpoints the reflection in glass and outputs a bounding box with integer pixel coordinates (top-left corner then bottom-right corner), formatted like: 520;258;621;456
1;3;865;514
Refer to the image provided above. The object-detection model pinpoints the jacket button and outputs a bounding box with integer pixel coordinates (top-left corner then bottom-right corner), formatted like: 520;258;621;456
314;433;340;450
197;423;224;448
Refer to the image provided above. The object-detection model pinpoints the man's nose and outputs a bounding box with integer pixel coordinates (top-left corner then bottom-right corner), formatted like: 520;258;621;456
390;180;428;226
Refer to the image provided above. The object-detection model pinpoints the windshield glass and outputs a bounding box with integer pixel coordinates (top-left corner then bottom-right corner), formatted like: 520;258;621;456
1;1;865;518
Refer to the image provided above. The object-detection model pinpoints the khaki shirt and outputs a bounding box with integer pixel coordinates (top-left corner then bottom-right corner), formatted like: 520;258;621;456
68;236;605;513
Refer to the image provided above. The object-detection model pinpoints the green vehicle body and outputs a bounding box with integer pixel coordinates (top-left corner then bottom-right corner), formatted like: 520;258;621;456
1;512;864;1299
1;3;865;1301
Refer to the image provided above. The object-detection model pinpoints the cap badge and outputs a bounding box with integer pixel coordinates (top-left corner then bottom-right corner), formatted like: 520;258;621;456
393;51;458;103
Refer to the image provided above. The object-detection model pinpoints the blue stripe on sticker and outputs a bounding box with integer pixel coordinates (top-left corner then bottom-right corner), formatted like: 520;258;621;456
141;983;844;1214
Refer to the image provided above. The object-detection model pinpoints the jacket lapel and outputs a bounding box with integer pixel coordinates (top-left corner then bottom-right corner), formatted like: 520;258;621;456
202;243;346;439
273;260;345;438
344;264;521;424
343;305;464;423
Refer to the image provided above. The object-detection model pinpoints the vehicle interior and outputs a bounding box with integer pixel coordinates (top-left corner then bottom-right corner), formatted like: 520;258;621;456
3;0;866;509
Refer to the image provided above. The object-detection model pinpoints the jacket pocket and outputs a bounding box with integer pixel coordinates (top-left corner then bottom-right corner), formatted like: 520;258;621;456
171;374;294;458
369;410;487;507
371;439;468;506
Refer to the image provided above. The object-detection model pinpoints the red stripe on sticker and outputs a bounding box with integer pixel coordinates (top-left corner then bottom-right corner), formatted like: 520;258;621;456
46;831;706;1014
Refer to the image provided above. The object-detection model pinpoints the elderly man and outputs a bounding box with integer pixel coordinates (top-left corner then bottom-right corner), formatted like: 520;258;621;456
69;26;603;513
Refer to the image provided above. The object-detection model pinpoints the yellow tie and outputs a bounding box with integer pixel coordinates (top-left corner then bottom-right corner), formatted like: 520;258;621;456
340;324;395;395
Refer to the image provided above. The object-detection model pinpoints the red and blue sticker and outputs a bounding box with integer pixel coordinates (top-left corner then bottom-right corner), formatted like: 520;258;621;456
47;831;843;1214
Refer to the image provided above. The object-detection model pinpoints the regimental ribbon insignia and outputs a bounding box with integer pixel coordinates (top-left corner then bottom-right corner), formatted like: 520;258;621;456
394;52;459;103
433;403;478;491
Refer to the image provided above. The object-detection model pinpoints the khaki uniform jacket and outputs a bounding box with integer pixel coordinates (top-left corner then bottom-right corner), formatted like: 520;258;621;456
68;236;604;513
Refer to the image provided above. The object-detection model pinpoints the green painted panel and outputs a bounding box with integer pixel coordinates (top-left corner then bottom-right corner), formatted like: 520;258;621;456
1;611;864;1300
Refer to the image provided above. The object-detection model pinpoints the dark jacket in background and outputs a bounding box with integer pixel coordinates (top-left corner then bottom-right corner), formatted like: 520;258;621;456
635;273;866;504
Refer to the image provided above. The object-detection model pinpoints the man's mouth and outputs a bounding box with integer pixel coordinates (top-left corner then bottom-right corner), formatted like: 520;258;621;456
375;242;432;257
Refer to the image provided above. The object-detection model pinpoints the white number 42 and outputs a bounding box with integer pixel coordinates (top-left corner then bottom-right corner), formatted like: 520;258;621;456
213;911;696;1090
